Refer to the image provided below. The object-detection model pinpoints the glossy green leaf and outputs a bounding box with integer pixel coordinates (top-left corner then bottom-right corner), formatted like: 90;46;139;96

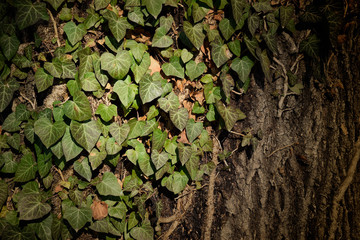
215;101;246;131
95;0;110;10
113;77;138;108
262;32;277;54
126;149;138;165
14;154;37;182
15;104;30;121
63;206;92;232
0;78;19;112
144;0;165;18
185;60;206;81
7;133;20;150
96;172;123;196
170;108;188;131
230;56;254;83
34;118;66;149
139;74;163;103
160;15;174;32
211;42;231;68
231;0;248;24
183;21;205;50
63;91;92;121
109;122;130;145
108;202;127;219
204;82;221;104
32;213;53;240
89;147;107;169
228;39;241;57
152;129;167;151
244;35;259;59
162;57;184;79
177;142;192;165
128;119;146;139
185;153;200;180
192;2;209;23
253;0;273;13
219;18;235;41
152;27;173;48
24;122;34;144
0;151;17;173
62;127;83;161
0;34;20;60
126;40;147;63
147;105;159;120
132;52;151;83
248;14;260;36
108;17;133;42
63;22;87;46
185;119;203;143
2;112;21;132
130;219;154;240
136;143;154;176
180;49;193;63
158;91;179;113
35;68;53;92
92;54;108;87
70;120;102;153
15;1;49;30
74;158;92;182
151;149;168;170
81;72;101;91
78;49;93;81
100;51;132;80
128;7;144;26
18;194;51;220
141;118;158;136
96;104;117;122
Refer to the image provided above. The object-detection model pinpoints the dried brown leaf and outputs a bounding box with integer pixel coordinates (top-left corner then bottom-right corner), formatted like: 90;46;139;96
91;200;108;220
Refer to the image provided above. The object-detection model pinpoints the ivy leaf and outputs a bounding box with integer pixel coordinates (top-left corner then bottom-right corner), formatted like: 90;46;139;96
15;1;49;30
96;172;123;197
262;32;277;54
35;68;53;93
128;7;144;26
215;101;246;131
113;77;138;109
152;27;173;48
74;158;92;182
151;150;168;170
160;15;174;32
180;49;193;63
126;41;147;63
300;34;320;59
126;149;138;165
108;17;133;42
230;0;248;24
170;108;188;131
63;91;92;121
63;206;92;232
185;153;200;180
106;137;122;155
78;49;93;81
230;56;254;83
162;171;189;194
0;34;20;60
248;13;260;36
256;48;271;81
0;151;18;173
100;51;132;80
109;122;130;145
141;118;158;136
211;42;231;68
92;54;108;87
0;78;19;112
2;112;21;132
89;147;107;169
128;119;146;139
185;119;203;143
81;72;101;92
219;18;235;41
18;194;51;220
32;213;53;240
70;120;102;153
244;35;259;59
139;74;163;104
14;154;37;182
185;60;206;81
44;59;62;79
253;0;273;13
0;180;7;209
280;5;294;28
130;220;154;240
62;127;83;162
108;202;127;219
162;57;184;79
144;0;165;19
152;129;167;151
158;91;179;113
96;104;117;122
34;118;66;149
94;0;110;10
132;52;151;83
183;21;205;50
44;0;65;11
228;39;241;57
24;122;34;144
63;21;87;46
136;143;154;176
192;2;209;23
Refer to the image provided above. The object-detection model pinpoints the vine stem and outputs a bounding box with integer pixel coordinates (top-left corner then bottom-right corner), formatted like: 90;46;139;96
47;9;61;47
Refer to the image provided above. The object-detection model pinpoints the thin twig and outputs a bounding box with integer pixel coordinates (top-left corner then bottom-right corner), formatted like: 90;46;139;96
290;54;304;73
267;142;297;158
19;92;36;110
229;130;245;137
47;9;61;47
54;167;65;182
231;89;243;96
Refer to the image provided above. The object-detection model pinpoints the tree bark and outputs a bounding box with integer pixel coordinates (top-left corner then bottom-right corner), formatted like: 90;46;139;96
168;10;360;240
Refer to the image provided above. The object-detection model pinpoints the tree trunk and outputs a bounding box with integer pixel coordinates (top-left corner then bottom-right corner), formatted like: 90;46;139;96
166;9;360;240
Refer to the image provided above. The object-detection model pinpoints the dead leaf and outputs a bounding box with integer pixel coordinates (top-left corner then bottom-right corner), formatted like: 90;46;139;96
177;130;190;144
53;184;63;193
91;200;108;220
183;100;196;120
97;38;105;45
138;115;147;121
213;10;224;21
149;56;161;75
192;90;205;104
341;123;348;135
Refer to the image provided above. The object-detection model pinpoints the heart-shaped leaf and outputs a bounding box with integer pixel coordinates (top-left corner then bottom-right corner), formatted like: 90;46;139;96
128;7;145;26
100;51;132;80
152;27;173;48
186;119;203;143
144;0;165;19
74;157;92;182
181;49;193;63
62;127;83;162
34;118;66;149
108;202;127;219
63;91;92;121
132;52;151;83
96;172;123;196
130;219;154;240
215;101;246;131
44;0;65;10
81;72;101;92
2;112;21;132
280;5;294;28
183;21;205;50
170;108;188;131
219;18;235;41
108;17;133;42
15;1;49;30
0;34;20;60
136;143;154;176
158;91;179;113
113;77;138;108
139;74;163;104
94;0;110;10
177;142;192;165
63;21;87;45
185;60;206;81
70;120;102;153
152;129;167;151
14;154;37;182
160;15;174;32
0;78;19;112
162;57;184;79
63;206;92;232
96;104;117;122
211;42;231;68
0;180;8;210
18;194;51;220
89;148;107;170
35;68;53;92
228;39;241;57
106;137;122;155
230;56;254;83
151;150;168;170
44;58;62;78
109;122;130;145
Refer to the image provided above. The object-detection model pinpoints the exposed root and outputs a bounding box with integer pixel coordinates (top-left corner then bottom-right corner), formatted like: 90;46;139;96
203;137;220;240
329;139;360;240
158;186;195;239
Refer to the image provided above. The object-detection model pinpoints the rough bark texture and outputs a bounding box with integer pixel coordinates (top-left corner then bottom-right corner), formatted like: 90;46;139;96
168;14;360;240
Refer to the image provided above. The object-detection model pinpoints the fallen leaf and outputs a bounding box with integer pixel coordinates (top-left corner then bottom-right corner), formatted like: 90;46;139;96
53;184;63;193
177;130;190;144
192;90;205;104
138;115;147;121
91;200;108;220
149;56;161;75
182;100;196;120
